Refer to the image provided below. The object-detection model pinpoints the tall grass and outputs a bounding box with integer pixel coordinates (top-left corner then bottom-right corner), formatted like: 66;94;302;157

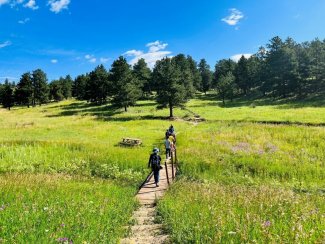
1;98;325;242
0;174;137;243
158;180;325;243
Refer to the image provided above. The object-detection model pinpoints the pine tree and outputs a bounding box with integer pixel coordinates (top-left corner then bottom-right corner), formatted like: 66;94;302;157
110;56;141;111
198;59;212;94
32;69;49;106
49;80;64;101
213;59;237;88
187;55;202;92
309;39;325;92
172;54;195;98
133;58;152;97
152;57;187;117
86;65;110;103
0;79;14;110
216;72;236;105
73;74;89;100
234;56;249;95
61;75;73;99
15;72;33;107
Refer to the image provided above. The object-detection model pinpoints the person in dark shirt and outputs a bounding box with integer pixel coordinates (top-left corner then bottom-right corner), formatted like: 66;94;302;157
148;148;162;187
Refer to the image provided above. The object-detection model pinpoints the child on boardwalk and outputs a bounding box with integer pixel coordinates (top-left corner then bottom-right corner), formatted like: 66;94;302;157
165;137;171;159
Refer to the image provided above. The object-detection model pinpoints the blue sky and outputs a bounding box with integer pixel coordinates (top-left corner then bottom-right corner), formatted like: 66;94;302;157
1;0;325;82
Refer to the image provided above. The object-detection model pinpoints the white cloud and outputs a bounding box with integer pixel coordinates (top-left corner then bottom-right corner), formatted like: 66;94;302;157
222;8;244;26
85;54;92;59
100;57;109;63
24;0;38;10
84;54;97;63
51;59;58;63
48;0;70;13
146;41;168;53
0;0;9;6
0;41;12;48
18;17;30;24
89;58;96;63
124;40;172;68
231;53;252;62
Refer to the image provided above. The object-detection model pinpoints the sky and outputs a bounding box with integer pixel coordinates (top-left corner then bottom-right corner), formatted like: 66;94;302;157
1;0;325;82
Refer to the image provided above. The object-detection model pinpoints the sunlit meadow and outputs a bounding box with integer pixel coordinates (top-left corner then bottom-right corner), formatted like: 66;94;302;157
0;95;324;242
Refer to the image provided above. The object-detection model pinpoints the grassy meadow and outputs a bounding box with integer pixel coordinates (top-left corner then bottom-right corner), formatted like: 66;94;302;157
0;94;325;243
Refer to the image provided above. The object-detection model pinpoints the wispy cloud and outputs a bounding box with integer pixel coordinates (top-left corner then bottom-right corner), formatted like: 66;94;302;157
38;48;77;56
85;54;97;63
0;41;12;48
222;8;244;26
24;0;38;10
0;0;10;6
231;53;252;62
48;0;70;13
51;59;58;63
100;57;109;63
124;40;172;68
18;17;30;24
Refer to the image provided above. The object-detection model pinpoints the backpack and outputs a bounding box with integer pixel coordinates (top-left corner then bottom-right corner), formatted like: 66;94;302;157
151;154;160;170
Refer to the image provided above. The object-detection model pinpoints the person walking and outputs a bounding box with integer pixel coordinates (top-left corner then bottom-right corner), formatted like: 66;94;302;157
164;137;171;159
168;125;176;143
148;148;162;187
169;135;175;157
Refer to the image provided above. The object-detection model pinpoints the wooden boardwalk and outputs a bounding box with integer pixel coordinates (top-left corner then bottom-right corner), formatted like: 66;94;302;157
121;157;176;244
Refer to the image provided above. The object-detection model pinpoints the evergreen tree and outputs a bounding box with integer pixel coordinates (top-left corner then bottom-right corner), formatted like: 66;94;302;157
110;56;141;111
152;57;187;117
187;55;202;92
246;56;260;93
32;69;49;106
172;54;195;98
198;59;212;94
86;65;110;103
49;80;64;101
215;72;236;105
73;74;89;100
213;59;237;89
133;58;152;97
266;37;299;98
15;72;33;107
309;39;325;92
61;75;73;99
234;55;250;95
295;42;312;96
0;79;15;110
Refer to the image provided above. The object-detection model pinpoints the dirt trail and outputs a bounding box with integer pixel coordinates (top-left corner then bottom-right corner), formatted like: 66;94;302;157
120;161;175;244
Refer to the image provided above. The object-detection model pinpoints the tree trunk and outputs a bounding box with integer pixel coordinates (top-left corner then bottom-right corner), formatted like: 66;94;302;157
124;106;127;112
169;104;173;118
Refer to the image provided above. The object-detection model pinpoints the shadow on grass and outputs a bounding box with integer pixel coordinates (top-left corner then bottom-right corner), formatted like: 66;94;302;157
196;92;325;109
207;119;325;127
46;101;171;122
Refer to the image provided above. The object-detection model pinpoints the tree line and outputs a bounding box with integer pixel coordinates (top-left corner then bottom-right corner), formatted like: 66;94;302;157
1;36;325;115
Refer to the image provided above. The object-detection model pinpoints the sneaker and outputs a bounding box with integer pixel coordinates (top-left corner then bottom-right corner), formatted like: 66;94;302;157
156;183;159;187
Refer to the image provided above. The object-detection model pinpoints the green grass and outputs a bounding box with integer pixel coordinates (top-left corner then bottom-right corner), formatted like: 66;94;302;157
1;96;325;243
187;94;325;125
158;180;324;243
0;174;136;243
